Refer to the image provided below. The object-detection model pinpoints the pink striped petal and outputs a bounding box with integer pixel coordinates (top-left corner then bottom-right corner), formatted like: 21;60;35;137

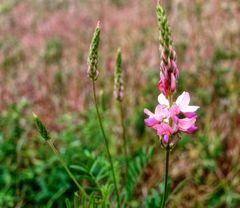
178;117;196;131
186;125;198;134
144;118;158;127
144;108;154;117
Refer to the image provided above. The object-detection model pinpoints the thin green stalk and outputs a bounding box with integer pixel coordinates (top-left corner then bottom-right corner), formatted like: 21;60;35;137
161;144;170;208
92;81;120;208
47;140;89;199
119;101;129;173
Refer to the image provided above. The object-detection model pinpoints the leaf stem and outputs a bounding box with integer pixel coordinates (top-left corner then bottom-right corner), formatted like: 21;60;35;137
92;81;120;208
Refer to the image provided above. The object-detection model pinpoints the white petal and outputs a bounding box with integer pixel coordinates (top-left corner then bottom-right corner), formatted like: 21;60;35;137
158;93;169;107
180;105;199;112
176;91;190;107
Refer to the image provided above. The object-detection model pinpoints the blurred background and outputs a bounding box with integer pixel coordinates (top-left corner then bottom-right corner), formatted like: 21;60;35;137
0;0;239;207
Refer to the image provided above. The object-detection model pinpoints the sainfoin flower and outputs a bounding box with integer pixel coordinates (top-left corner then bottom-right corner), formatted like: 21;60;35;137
144;92;199;144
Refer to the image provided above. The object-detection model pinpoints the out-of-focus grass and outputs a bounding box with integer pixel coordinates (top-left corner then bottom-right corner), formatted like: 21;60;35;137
0;0;240;207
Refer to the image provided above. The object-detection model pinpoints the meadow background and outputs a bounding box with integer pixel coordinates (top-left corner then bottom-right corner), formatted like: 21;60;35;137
0;0;240;207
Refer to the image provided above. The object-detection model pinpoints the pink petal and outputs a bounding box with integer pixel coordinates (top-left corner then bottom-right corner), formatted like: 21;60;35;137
169;105;180;117
144;108;154;117
170;73;176;92
186;125;198;134
178;117;196;131
155;105;169;119
158;93;169;107
158;73;167;96
183;112;197;118
176;91;190;107
144;118;158;127
154;123;172;136
180;105;199;113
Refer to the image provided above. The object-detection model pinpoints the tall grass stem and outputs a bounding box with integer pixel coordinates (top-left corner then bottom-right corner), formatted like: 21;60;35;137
119;102;129;173
92;81;120;208
47;140;89;199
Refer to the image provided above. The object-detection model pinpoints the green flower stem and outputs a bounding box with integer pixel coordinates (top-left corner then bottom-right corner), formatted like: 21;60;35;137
161;144;170;208
119;101;129;173
92;81;120;208
160;94;173;208
47;140;89;199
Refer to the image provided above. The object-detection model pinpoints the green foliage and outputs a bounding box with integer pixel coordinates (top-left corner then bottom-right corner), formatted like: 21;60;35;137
212;47;240;63
143;179;171;208
114;48;124;101
198;134;223;172
125;145;155;200
1;41;25;72
43;38;63;64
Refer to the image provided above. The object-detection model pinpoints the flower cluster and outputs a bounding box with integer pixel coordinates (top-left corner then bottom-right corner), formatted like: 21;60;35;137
144;92;199;144
144;4;199;145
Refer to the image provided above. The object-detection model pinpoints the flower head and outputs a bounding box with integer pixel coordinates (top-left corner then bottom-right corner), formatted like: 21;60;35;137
87;21;100;81
114;48;124;102
144;92;199;144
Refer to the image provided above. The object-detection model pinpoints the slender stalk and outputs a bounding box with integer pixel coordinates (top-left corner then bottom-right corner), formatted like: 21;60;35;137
161;144;170;208
119;101;129;172
160;93;172;207
92;81;120;208
47;140;89;199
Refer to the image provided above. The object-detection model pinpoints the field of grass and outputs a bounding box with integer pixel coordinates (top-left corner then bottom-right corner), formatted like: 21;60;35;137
0;0;240;207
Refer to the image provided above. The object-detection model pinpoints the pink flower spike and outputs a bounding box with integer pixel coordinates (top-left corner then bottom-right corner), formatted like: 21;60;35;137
176;92;199;113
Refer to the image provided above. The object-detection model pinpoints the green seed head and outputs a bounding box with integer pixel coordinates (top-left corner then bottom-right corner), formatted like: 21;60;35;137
32;112;51;141
114;48;124;102
156;3;173;58
87;21;101;81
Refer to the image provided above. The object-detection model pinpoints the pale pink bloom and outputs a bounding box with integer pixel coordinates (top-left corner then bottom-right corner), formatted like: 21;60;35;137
153;123;172;143
144;105;168;127
144;91;199;143
174;91;200;118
